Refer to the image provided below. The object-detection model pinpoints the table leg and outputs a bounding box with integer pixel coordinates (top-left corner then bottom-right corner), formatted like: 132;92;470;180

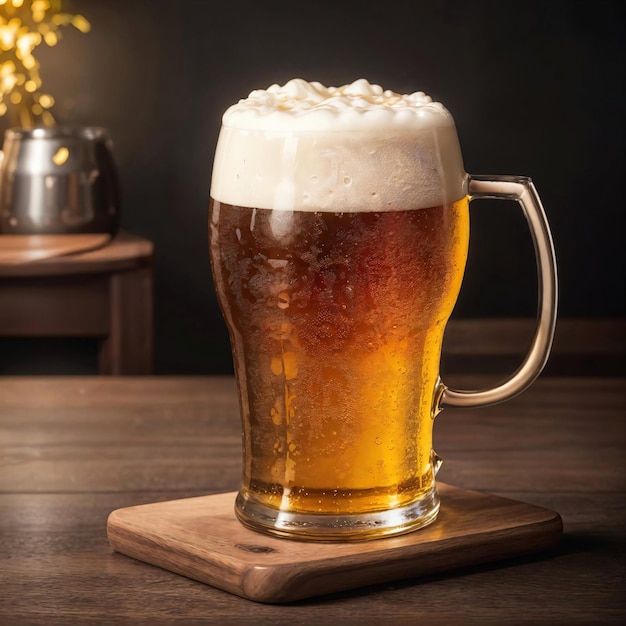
99;265;153;374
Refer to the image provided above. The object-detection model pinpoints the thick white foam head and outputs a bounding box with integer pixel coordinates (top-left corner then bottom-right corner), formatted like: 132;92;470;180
211;79;466;212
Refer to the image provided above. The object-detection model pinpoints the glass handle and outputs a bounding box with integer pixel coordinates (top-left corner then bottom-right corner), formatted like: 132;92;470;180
440;175;558;408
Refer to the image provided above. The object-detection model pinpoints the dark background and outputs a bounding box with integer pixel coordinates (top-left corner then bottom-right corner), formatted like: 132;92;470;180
1;0;624;374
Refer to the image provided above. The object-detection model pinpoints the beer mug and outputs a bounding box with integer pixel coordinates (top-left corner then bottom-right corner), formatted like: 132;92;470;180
209;79;557;541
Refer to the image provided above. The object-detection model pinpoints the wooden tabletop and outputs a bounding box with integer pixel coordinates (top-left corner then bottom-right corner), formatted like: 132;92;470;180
1;376;624;623
0;232;154;277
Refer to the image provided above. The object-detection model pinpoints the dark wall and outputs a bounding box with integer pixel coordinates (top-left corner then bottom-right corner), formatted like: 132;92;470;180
1;0;624;374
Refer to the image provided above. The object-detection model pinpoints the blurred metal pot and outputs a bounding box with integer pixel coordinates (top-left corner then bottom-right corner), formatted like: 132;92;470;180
0;126;120;235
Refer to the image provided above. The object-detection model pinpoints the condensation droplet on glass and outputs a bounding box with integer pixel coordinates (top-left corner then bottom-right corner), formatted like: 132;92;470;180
375;437;382;445
270;357;283;376
277;291;290;309
270;407;281;425
282;351;299;380
343;176;352;186
268;258;288;269
279;322;294;339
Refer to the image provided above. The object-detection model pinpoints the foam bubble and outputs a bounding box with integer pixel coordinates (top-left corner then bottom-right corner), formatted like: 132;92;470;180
211;79;467;212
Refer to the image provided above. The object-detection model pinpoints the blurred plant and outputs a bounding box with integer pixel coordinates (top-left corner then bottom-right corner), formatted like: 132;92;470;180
0;0;89;128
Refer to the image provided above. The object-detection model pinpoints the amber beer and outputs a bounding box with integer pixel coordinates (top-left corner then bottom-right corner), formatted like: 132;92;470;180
210;193;469;525
209;79;558;539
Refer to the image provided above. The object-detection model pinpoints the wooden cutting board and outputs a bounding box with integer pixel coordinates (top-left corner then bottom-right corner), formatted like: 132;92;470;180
107;483;562;603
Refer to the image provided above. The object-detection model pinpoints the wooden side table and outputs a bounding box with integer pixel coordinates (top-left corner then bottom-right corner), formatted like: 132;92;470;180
0;233;154;375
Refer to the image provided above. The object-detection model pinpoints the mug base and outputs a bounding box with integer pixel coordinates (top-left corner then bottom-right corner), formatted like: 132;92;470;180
234;484;440;541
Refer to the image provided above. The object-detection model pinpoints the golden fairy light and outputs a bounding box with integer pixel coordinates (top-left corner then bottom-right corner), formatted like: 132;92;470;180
0;0;90;127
